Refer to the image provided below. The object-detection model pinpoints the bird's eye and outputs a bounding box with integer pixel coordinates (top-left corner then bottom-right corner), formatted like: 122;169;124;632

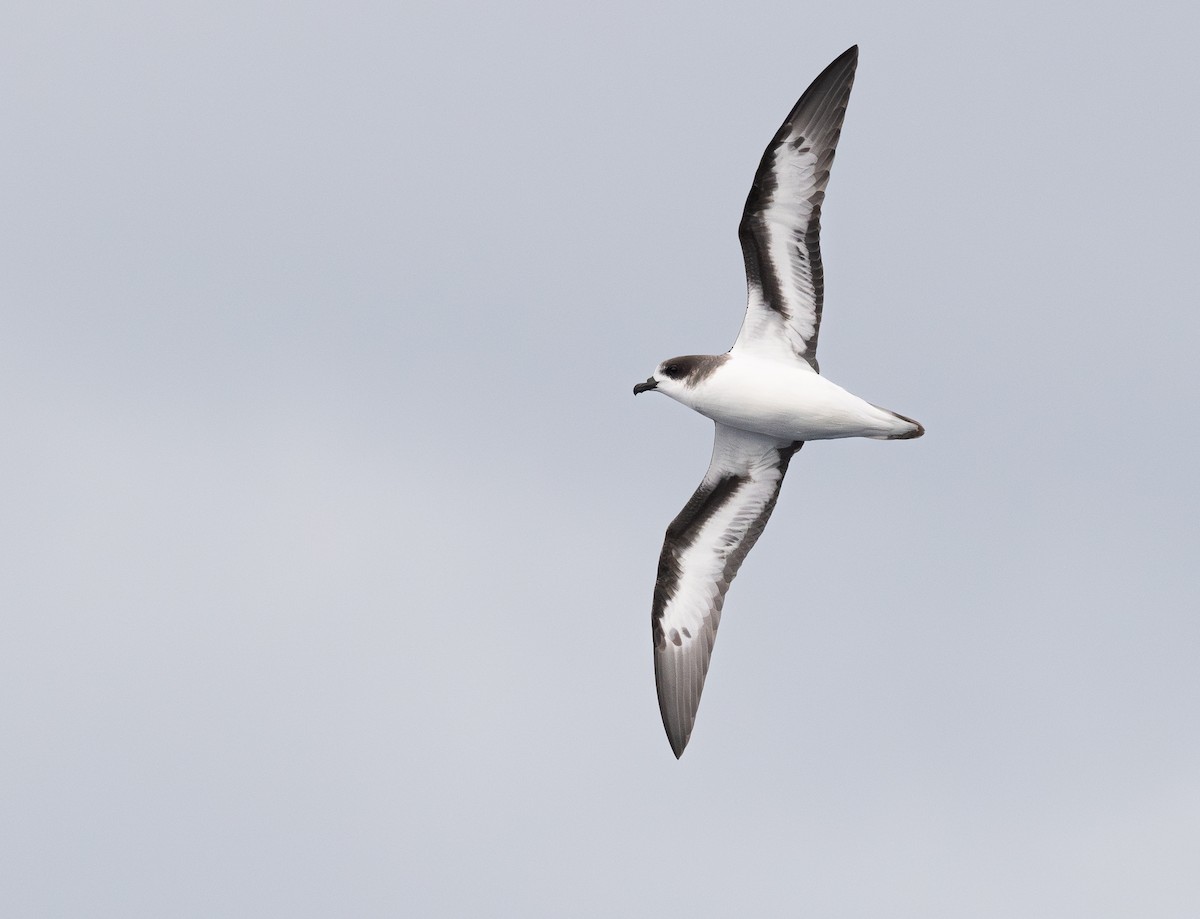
664;363;680;377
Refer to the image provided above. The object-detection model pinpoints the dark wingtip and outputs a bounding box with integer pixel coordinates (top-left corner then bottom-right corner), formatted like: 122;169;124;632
660;689;693;759
829;45;859;70
668;731;688;759
656;650;698;759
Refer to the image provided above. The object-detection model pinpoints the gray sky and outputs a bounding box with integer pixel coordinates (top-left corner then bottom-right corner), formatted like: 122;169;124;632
3;1;1199;916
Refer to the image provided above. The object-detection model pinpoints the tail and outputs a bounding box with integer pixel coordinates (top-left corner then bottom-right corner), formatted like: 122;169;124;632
885;411;924;440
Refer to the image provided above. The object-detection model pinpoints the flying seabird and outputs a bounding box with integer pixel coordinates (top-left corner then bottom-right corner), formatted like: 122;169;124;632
634;45;923;758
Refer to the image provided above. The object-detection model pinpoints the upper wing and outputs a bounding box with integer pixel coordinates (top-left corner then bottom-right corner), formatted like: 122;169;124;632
652;424;802;757
731;45;858;372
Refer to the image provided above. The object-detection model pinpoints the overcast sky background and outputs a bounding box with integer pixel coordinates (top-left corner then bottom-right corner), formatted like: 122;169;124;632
3;1;1199;916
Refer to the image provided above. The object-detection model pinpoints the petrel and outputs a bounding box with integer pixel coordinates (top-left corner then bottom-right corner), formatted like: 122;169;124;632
634;46;923;758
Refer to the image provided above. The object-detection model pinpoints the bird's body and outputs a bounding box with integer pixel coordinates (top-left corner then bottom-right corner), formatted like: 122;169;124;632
634;45;924;758
653;351;922;443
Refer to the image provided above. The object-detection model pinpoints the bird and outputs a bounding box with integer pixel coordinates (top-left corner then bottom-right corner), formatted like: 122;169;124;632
633;45;923;758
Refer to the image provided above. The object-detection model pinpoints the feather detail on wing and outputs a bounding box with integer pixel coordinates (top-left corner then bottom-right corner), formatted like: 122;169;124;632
732;45;858;372
652;424;802;757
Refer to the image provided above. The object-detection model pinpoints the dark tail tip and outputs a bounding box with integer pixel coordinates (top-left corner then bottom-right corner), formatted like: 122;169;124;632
889;412;925;440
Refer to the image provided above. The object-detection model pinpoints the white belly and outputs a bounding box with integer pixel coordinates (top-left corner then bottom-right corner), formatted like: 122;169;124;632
677;357;909;441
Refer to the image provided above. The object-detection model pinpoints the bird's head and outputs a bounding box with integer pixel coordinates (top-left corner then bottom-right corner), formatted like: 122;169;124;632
633;354;725;400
